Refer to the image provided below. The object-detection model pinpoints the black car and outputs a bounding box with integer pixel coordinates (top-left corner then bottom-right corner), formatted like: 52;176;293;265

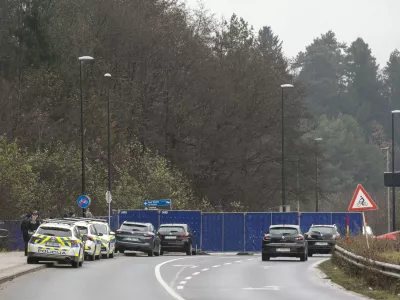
158;224;197;255
262;224;308;261
305;224;340;256
115;221;161;256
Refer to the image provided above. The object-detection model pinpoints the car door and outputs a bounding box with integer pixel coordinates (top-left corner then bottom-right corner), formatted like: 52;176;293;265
90;225;101;254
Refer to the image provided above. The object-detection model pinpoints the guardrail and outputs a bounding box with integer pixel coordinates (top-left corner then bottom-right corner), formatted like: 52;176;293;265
334;245;400;279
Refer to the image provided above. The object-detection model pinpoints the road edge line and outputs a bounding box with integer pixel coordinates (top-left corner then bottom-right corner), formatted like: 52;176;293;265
0;264;48;285
155;258;187;300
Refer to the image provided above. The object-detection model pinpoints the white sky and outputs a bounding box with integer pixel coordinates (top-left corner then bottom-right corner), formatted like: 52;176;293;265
185;0;400;68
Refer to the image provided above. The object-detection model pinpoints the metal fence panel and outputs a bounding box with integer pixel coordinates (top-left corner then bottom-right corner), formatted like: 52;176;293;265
201;213;223;252
223;213;245;252
331;213;363;235
244;213;271;252
0;220;24;251
300;213;332;233
271;212;299;225
160;210;202;248
118;210;159;228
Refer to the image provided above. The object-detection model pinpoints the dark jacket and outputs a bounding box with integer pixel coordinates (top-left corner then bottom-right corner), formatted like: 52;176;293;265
20;218;31;241
28;220;41;233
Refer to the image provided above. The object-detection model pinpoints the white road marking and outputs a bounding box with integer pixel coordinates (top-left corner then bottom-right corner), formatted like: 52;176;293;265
235;260;243;263
261;266;272;270
185;277;192;280
192;272;200;276
212;265;221;268
247;258;253;261
173;265;198;268
202;268;209;271
243;286;280;291
180;281;187;285
224;262;232;265
177;286;184;290
155;258;186;300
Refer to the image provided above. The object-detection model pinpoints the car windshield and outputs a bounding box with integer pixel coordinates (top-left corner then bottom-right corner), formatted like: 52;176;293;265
309;226;335;234
269;227;298;235
120;224;148;232
94;224;108;235
36;227;72;237
158;226;185;234
77;226;88;234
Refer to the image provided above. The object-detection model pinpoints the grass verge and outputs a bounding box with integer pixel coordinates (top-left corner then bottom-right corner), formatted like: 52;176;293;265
319;260;398;300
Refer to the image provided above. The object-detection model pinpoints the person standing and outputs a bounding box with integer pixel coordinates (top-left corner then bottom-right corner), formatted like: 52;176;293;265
20;213;31;256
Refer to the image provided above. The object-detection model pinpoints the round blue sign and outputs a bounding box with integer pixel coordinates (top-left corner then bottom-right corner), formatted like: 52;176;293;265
77;195;91;209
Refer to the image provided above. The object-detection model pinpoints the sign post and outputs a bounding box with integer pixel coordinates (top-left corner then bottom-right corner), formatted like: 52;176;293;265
106;191;112;225
348;184;378;249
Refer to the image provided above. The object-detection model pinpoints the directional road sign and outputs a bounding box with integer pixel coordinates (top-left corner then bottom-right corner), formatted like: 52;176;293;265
143;199;171;209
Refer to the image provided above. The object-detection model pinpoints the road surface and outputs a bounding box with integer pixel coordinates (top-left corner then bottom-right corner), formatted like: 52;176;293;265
0;253;365;300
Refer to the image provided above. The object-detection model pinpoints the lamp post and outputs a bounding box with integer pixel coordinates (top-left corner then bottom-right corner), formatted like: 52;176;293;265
315;138;323;212
381;146;390;232
78;56;94;217
104;73;112;223
391;110;400;231
280;84;294;212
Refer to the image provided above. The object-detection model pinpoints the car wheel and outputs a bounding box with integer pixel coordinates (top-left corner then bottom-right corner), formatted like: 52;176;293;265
308;252;313;257
186;243;192;256
192;244;197;255
261;254;270;261
160;249;164;256
71;261;79;268
154;244;161;257
300;252;307;261
119;248;125;254
27;257;37;264
103;245;110;259
89;253;95;261
148;247;154;257
109;251;114;259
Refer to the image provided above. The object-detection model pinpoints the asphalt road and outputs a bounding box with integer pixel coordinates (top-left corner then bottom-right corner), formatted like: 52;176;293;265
0;253;366;300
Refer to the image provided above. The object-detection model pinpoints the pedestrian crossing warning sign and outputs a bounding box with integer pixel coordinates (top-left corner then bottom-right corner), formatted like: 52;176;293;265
348;184;378;212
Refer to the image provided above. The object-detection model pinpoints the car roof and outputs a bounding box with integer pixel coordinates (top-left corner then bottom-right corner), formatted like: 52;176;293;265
40;222;73;229
160;224;187;227
310;224;336;228
269;224;300;229
122;221;151;226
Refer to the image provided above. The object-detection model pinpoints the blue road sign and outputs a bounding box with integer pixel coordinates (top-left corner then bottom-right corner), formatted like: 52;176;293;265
77;195;91;209
143;199;171;208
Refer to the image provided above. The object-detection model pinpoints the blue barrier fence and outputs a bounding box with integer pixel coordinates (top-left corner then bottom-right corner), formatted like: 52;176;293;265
2;211;363;252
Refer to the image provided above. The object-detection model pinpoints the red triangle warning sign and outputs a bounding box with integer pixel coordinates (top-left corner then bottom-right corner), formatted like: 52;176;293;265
348;184;378;212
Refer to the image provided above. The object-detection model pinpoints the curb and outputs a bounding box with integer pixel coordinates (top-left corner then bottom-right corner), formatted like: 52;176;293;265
236;252;255;255
0;264;48;285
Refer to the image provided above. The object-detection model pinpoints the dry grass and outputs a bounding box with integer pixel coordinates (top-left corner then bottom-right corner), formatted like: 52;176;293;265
333;236;400;294
319;260;399;300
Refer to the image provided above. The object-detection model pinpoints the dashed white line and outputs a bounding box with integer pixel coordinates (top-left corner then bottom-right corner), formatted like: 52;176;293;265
180;281;187;285
224;262;232;265
247;258;253;261
177;286;184;290
235;260;243;263
212;265;221;268
202;268;209;271
185;276;192;280
192;272;200;276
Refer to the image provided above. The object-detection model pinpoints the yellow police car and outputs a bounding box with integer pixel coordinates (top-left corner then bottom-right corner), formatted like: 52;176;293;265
75;221;102;261
27;221;85;268
90;220;116;259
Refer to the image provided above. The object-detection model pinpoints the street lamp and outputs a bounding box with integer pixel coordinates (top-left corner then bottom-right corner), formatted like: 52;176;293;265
104;73;112;223
381;146;390;232
78;55;94;217
315;138;323;212
280;83;294;212
391;110;400;231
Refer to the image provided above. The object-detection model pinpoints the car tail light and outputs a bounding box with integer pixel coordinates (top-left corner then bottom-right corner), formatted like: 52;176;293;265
144;233;153;237
180;234;189;237
263;234;271;241
295;236;304;241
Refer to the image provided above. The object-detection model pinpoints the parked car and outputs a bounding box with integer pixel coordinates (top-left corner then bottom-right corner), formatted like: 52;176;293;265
0;227;10;250
262;224;308;261
158;224;197;255
115;221;161;256
305;224;340;256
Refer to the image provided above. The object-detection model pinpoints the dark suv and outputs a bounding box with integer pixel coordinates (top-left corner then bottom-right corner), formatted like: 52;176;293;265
262;224;308;261
158;224;197;255
305;224;340;256
115;221;161;256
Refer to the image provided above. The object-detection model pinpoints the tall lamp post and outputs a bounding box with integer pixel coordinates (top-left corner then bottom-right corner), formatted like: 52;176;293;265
78;56;94;217
280;84;294;212
391;110;400;231
104;73;112;223
381;147;390;232
315;138;323;212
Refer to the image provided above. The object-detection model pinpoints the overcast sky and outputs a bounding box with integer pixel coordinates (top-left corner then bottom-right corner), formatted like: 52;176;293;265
185;0;399;68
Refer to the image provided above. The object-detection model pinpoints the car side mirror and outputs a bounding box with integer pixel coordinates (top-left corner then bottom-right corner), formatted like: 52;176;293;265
110;232;115;235
98;233;103;236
